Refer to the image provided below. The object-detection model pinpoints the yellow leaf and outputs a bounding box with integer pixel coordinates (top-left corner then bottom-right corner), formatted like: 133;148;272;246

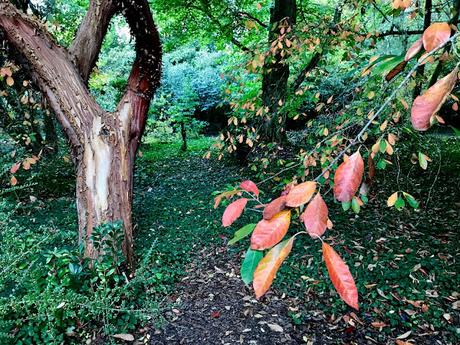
387;192;398;207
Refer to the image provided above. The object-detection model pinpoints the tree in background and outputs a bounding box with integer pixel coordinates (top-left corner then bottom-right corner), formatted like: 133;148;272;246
0;0;162;264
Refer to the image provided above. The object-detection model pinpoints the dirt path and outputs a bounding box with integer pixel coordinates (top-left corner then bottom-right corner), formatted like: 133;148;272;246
149;246;309;345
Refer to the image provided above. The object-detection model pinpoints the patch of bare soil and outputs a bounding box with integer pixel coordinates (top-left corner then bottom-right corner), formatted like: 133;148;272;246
148;246;374;345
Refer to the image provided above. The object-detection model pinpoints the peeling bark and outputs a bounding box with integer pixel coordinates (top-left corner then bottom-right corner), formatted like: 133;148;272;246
0;0;162;266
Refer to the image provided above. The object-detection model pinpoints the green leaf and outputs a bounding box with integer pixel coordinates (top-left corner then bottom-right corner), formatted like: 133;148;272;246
351;198;360;214
342;201;351;211
361;194;368;204
379;140;387;153
228;223;256;245
403;192;419;209
418;152;428;170
372;55;405;76
394;197;405;210
240;248;263;285
451;126;460;136
376;159;387;169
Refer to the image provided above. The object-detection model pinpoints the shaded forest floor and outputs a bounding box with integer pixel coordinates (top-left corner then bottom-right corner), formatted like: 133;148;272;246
1;135;459;344
133;137;459;345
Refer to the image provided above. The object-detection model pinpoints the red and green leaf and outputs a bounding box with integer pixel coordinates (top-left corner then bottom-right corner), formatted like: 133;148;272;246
253;237;294;299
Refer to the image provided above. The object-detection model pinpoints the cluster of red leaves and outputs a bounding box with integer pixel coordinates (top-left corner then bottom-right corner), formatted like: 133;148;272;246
216;150;365;310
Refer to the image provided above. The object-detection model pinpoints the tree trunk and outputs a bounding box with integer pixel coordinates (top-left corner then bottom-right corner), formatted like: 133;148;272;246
260;0;296;143
180;122;187;151
0;0;162;265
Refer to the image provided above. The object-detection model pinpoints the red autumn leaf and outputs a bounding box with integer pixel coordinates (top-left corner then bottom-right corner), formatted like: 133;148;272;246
285;181;316;207
222;198;247;227
411;67;458;131
10;162;20;174
333;151;364;202
423;22;451;52
240;180;259;196
253;237;294;299
300;193;328;238
405;37;423;61
322;242;359;310
250;210;291;250
263;195;287;220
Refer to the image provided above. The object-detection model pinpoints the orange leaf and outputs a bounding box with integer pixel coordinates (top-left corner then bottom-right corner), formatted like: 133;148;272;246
300;193;328;238
263;195;287;220
251;210;291;250
222;198;247;227
405;37;423;61
392;0;412;9
285;181;316;207
323;242;359;310
214;189;240;209
411;67;458;131
240;180;259;196
387;192;398;207
10;162;20;174
333;151;364;202
6;76;14;87
423;22;451;52
253;237;294;299
10;176;17;186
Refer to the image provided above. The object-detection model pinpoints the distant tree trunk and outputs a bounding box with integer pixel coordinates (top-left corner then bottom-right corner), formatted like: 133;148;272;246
259;0;296;143
0;0;162;265
180;122;187;151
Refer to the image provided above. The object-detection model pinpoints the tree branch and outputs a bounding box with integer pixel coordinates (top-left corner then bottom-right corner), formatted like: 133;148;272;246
292;52;321;91
116;0;162;153
0;1;103;150
237;11;267;28
69;0;117;83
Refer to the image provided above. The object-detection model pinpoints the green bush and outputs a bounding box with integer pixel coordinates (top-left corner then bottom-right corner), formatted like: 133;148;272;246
0;207;159;344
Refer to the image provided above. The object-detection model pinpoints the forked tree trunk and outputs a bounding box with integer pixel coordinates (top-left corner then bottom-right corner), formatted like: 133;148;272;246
0;0;162;265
